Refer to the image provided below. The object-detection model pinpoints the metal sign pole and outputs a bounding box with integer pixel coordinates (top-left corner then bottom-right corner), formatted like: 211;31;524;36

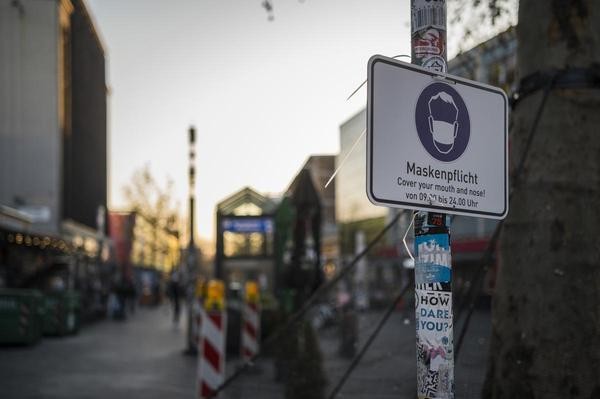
410;1;454;398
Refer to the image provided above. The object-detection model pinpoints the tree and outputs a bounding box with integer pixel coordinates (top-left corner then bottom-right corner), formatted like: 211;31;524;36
448;0;517;55
123;165;180;267
483;1;600;397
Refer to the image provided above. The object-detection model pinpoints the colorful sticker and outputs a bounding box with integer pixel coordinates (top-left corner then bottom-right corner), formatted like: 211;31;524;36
415;288;454;398
412;28;447;63
415;234;452;284
411;0;446;34
413;29;444;57
415;213;451;237
422;55;447;73
427;213;446;228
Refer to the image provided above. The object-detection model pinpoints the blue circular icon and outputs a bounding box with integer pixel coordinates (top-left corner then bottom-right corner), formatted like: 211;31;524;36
415;82;470;162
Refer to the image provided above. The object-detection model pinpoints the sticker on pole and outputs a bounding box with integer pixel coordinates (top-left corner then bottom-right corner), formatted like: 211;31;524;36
366;55;508;219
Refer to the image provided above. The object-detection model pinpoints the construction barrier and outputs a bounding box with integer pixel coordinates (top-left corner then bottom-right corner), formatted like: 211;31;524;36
241;281;260;362
193;278;206;350
198;279;226;399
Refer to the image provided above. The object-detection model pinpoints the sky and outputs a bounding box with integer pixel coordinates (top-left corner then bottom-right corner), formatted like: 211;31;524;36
85;0;414;242
84;0;514;243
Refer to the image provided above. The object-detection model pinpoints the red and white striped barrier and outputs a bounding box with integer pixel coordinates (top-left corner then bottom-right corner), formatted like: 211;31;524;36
241;301;260;362
198;310;226;398
194;302;204;398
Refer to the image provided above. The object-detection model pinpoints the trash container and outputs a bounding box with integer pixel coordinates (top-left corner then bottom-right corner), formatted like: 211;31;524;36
43;291;81;336
0;289;44;345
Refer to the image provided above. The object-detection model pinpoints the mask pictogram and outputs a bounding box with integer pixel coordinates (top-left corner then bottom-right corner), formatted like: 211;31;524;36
415;82;470;162
428;92;459;154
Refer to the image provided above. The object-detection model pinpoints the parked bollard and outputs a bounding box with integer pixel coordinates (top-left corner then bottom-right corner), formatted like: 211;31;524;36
241;281;260;363
198;279;226;399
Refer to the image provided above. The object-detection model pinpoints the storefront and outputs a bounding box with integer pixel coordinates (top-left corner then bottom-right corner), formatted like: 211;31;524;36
0;206;110;320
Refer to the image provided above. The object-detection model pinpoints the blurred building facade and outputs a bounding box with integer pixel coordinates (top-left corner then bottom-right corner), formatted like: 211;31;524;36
0;0;107;236
63;0;108;232
108;211;180;274
107;210;180;306
336;111;408;308
449;26;517;96
336;111;405;259
295;155;338;269
107;212;136;282
444;27;516;287
0;0;109;314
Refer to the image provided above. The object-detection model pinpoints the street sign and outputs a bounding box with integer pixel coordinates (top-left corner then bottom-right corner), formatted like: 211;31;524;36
222;217;273;233
367;55;508;219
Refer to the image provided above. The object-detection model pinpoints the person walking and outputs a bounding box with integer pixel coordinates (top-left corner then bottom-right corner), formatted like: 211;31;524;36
168;270;181;325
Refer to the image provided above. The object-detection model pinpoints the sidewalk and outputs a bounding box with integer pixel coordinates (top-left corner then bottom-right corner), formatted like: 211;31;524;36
0;304;490;398
0;306;196;399
316;308;491;398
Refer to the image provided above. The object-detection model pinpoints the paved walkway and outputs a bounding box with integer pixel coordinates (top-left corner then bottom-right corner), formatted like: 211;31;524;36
0;304;490;398
0;306;197;399
316;307;491;398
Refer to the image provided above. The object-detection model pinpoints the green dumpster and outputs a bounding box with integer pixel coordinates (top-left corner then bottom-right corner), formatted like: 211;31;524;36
43;291;81;336
0;289;44;345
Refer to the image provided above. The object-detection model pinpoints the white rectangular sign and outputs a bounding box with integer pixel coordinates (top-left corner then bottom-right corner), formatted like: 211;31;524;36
367;55;508;219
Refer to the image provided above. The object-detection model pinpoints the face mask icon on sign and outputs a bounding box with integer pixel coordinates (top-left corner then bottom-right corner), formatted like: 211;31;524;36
427;92;459;155
415;82;470;162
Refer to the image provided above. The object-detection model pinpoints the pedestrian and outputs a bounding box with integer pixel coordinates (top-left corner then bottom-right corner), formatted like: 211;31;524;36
168;270;181;325
125;279;137;315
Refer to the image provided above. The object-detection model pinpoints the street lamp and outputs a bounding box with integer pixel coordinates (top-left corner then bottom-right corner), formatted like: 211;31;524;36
185;125;198;354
